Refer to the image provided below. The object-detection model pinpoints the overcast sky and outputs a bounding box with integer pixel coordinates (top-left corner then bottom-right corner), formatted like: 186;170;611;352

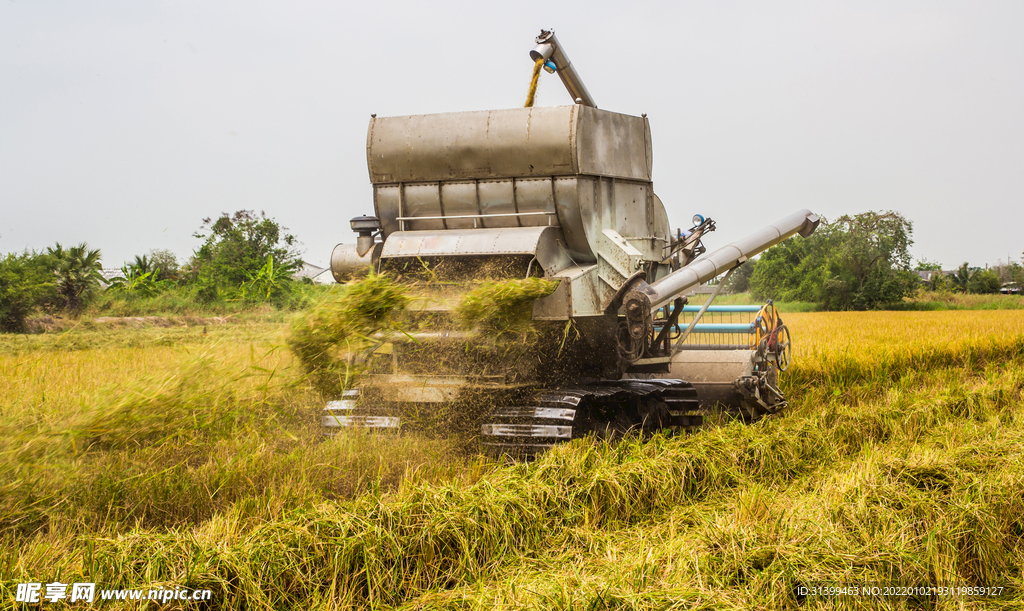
2;0;1022;271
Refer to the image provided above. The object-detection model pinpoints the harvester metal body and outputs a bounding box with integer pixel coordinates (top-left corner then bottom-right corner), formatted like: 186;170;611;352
325;31;819;455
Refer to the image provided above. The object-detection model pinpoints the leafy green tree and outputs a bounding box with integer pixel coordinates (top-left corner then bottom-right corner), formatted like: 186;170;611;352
0;252;55;332
147;249;180;282
968;269;1001;294
949;262;1004;294
721;257;758;294
193;273;220;303
748;237;825;302
46;242;103;312
914;258;942;272
926;271;949;292
952;263;972;293
1010;261;1024;291
189;210;300;289
750;211;918;310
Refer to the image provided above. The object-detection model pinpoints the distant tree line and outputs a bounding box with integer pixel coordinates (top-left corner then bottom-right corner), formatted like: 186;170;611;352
0;210;305;332
917;261;1014;294
722;210;1022;310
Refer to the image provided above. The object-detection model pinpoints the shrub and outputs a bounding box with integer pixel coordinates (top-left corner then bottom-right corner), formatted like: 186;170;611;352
189;210;300;288
0;252;54;332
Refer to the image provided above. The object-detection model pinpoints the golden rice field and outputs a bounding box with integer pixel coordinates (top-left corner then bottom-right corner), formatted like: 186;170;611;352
1;309;1023;609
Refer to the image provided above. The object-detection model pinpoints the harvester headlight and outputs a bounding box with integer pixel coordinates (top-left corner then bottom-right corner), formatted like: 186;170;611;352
692;214;705;227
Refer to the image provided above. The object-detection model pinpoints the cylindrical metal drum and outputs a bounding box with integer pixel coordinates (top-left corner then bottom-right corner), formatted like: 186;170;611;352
330;242;381;282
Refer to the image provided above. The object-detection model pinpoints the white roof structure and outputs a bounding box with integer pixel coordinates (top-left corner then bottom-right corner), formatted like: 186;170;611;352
294;261;333;284
98;267;125;287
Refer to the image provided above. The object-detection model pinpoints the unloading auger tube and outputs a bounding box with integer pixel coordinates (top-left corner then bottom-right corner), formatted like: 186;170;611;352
530;29;596;108
321;29;822;457
625;209;820;314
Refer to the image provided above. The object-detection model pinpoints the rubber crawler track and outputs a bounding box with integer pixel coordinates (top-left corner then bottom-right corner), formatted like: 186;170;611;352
480;379;703;458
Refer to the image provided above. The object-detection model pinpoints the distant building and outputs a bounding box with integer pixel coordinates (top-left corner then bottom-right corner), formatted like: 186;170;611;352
1002;282;1022;295
99;267;125;287
915;270;959;285
100;268;124;281
294;261;333;284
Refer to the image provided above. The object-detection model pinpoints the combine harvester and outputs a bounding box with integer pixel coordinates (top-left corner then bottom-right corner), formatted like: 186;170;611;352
324;30;819;456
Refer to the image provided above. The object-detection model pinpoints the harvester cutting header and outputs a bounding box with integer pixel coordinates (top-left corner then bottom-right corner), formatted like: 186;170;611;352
325;30;820;456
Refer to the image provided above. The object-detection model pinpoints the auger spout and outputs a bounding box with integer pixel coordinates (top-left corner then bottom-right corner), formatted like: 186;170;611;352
530;29;596;107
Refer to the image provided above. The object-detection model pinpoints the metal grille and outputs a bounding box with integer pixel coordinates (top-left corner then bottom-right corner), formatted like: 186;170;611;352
673;305;761;350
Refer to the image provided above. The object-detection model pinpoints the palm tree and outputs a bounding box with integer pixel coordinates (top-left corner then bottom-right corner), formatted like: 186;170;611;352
131;254;151;275
46;242;103;312
952;263;972;293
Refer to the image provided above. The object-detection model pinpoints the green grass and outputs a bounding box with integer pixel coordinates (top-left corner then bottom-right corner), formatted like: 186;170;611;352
79;282;336;318
1;314;1023;609
702;292;820;313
